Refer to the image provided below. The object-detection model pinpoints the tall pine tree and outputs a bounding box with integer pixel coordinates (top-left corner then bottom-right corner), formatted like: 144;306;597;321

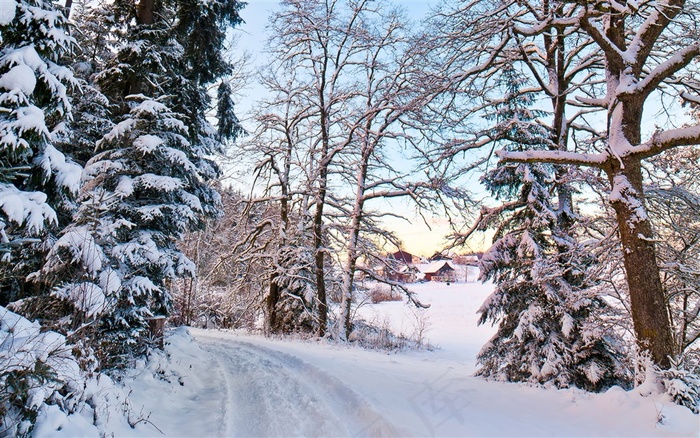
474;68;628;391
38;0;245;367
0;0;82;307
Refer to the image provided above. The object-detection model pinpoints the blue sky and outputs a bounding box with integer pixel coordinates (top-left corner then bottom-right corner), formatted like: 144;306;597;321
228;1;488;257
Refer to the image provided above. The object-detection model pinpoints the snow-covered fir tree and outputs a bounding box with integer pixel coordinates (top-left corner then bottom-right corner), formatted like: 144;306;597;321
57;0;115;166
0;306;85;437
77;95;219;367
36;0;245;367
474;68;628;391
0;0;82;307
0;1;102;434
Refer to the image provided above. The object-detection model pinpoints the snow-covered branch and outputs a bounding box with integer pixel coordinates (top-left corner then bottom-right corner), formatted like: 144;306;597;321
626;0;684;69
638;124;700;159
634;43;700;97
578;15;625;67
496;149;607;168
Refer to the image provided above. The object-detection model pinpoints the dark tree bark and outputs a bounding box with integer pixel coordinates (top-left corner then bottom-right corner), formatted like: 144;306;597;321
136;0;155;24
606;160;675;368
266;274;281;334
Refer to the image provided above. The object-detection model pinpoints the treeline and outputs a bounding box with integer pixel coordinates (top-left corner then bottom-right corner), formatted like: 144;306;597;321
0;0;243;434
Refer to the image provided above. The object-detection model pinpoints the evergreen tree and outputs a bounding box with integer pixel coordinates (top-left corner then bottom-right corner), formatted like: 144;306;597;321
216;81;244;143
0;0;82;305
474;68;628;391
171;0;244;147
58;0;115;166
86;95;219;366
36;0;245;367
0;2;103;433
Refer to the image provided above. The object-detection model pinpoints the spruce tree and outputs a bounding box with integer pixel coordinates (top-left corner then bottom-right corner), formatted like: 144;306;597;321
0;2;101;433
474;68;628;391
0;0;82;306
84;96;218;366
37;0;245;367
58;0;115;166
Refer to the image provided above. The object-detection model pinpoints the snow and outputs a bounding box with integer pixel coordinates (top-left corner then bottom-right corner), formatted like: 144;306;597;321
162;146;198;173
180;191;202;211
127;276;159;296
0;64;36;95
39;144;83;194
53;283;107;318
495;148;607;167
0;183;56;232
134;173;183;191
0;306;81;384
133;134;163;153
2;46;44;71
13;105;50;137
98;118;137;145
99;268;121;295
33;280;699;437
609;174;648;223
416;260;457;275
115;175;134;197
52;227;104;274
0;0;16;25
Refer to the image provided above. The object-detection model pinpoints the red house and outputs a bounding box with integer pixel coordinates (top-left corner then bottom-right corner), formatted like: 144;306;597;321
390;250;414;265
419;261;456;282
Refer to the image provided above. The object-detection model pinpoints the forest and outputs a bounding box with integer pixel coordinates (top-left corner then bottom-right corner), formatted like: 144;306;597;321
1;0;699;435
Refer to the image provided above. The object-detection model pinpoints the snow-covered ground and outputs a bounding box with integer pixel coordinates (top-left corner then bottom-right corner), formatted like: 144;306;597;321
36;278;699;437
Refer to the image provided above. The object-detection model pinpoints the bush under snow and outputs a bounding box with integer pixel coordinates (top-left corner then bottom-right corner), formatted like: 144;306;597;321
0;306;83;437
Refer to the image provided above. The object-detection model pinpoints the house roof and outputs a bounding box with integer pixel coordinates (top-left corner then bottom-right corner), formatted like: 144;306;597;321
398;265;419;273
417;260;456;274
391;250;414;264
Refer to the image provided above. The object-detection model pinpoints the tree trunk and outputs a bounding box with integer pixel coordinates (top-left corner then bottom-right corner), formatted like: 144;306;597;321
313;198;328;337
340;198;364;340
266;273;281;335
314;72;330;337
607;160;675;368
136;0;155;25
339;257;356;341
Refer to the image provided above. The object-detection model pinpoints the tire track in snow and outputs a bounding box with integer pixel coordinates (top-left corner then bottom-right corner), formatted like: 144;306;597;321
195;333;399;437
210;351;235;436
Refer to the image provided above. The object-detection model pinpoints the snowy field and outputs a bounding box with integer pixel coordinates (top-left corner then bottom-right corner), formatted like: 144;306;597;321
36;279;699;437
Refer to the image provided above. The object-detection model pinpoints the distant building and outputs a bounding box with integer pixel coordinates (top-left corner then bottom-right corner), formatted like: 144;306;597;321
418;260;457;282
382;250;417;282
452;253;481;266
428;251;452;262
390;250;414;265
394;265;420;283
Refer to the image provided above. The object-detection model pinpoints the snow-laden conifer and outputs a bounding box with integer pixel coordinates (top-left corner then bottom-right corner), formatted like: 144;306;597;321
474;69;628;391
55;95;220;367
0;0;81;261
0;306;84;437
37;0;244;367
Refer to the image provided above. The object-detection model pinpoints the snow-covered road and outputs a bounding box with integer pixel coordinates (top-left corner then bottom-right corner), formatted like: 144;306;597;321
196;333;399;437
94;282;697;437
184;329;698;438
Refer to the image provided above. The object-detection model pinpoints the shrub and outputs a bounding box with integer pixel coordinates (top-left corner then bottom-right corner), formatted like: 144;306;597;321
0;307;84;437
368;285;402;304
